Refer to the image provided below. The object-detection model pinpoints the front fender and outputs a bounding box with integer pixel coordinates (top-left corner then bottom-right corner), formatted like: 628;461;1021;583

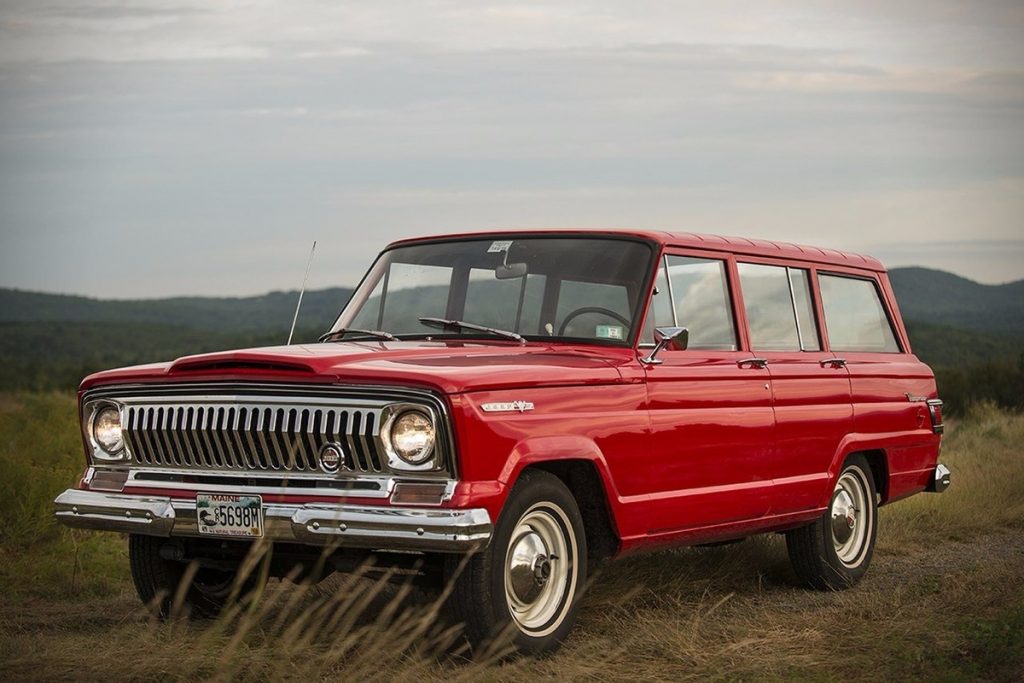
446;432;623;530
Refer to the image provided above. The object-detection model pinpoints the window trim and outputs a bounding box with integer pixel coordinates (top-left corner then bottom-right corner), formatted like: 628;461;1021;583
638;248;742;352
816;270;905;354
332;234;659;348
736;261;822;353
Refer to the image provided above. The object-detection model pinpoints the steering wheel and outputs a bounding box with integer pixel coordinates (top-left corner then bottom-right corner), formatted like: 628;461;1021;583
557;307;632;336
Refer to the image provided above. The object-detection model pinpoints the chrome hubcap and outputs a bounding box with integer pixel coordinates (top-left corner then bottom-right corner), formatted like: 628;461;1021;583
830;489;857;544
504;503;576;636
508;530;556;604
831;467;872;568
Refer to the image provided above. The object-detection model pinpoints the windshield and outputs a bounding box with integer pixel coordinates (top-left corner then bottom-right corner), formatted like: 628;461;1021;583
330;236;656;345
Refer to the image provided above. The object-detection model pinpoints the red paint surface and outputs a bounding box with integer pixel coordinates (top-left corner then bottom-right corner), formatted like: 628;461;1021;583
78;230;941;556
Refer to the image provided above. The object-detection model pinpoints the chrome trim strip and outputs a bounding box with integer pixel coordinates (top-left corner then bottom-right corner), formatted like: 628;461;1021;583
663;254;678;327
785;266;806;352
54;489;490;552
103;467;459;502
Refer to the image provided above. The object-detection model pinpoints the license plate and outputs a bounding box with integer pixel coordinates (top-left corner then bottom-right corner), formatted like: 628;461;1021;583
196;493;264;538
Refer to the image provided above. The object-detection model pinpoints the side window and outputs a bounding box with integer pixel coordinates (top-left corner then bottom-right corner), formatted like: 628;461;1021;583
664;256;737;351
738;263;821;351
819;274;900;353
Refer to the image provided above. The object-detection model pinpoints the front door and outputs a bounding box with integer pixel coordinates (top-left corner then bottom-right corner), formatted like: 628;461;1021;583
638;251;775;535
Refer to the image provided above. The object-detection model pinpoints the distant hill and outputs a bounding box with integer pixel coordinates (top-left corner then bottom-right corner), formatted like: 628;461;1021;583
0;286;353;390
0;287;353;334
0;266;1020;392
889;267;1024;337
903;320;1021;368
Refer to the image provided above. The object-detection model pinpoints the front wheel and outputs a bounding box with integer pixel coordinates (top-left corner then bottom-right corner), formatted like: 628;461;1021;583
128;535;262;618
785;455;878;590
445;470;587;655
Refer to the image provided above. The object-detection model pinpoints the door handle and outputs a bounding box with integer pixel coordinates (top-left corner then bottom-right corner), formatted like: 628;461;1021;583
737;358;768;369
819;358;847;368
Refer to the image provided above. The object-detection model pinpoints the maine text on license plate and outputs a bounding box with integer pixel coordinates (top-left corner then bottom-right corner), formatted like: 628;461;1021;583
196;494;264;538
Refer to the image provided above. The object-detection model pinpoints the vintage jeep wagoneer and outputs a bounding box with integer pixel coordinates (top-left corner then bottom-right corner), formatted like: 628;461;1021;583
54;230;950;654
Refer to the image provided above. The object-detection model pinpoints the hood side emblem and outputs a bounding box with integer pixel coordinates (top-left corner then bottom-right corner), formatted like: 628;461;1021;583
482;401;535;413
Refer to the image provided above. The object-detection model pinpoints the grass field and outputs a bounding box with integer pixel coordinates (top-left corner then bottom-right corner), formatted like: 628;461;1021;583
1;393;1022;681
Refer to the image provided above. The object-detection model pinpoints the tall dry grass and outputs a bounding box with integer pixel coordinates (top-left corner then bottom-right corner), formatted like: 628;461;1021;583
879;401;1024;548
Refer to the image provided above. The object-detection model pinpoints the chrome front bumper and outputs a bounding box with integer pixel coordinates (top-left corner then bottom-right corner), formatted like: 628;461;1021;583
53;489;492;553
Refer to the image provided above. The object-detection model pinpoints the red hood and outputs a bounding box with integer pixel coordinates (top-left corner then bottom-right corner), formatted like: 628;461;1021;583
80;341;636;394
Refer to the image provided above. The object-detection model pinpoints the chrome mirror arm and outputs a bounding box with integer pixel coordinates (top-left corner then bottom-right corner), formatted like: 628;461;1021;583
641;326;688;365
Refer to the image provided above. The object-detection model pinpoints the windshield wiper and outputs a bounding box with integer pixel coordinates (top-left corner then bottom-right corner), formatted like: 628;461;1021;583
318;328;396;343
418;317;525;344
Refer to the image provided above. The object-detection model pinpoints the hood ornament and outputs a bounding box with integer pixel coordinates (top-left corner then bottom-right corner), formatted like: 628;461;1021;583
482;401;535;413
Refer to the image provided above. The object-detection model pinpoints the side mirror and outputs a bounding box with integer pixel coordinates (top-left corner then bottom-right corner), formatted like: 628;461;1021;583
642;326;688;365
495;262;528;280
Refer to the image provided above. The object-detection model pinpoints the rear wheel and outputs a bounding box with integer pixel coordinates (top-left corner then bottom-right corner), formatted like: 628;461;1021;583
445;470;587;655
786;455;878;590
128;534;262;618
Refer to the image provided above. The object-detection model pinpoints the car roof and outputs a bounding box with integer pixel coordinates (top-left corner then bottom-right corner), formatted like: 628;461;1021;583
386;228;885;272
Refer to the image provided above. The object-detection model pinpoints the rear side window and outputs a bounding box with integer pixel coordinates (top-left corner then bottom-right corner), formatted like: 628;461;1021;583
819;274;900;353
738;263;821;351
662;256;737;350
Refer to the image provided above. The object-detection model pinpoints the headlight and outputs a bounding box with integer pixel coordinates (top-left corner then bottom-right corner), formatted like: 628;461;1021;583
92;405;124;455
384;408;436;466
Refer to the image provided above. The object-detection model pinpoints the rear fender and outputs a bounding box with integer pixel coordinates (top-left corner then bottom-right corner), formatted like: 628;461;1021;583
824;431;932;508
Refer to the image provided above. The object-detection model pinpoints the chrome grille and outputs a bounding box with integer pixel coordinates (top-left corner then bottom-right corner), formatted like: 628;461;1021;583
123;402;383;474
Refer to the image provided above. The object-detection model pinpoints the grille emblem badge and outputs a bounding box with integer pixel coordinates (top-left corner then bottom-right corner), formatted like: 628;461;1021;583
319;443;344;472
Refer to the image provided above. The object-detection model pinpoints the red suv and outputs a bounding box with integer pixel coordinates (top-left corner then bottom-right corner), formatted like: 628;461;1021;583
55;230;949;654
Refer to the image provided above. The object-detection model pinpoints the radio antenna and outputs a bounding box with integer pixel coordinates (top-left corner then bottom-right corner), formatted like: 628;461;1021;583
287;240;317;345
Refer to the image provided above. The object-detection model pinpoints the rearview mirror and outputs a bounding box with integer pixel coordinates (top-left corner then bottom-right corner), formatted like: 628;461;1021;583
642;326;688;365
495;262;528;280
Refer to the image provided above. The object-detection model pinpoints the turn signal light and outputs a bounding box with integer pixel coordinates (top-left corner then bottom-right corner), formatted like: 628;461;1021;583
391;482;448;506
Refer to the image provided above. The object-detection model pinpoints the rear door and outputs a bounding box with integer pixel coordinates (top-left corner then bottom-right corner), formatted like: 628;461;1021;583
735;261;853;514
639;250;775;533
817;271;938;500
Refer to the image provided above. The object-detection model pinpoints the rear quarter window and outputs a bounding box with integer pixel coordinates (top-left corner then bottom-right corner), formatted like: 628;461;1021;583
819;274;901;353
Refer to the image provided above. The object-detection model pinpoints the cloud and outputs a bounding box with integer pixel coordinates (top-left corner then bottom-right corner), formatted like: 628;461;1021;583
0;1;1021;296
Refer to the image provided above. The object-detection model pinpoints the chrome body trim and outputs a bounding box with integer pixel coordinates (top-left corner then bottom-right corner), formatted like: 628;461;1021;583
54;488;491;552
927;463;951;493
92;466;458;502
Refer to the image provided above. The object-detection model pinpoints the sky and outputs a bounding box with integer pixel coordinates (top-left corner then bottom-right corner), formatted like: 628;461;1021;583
0;0;1022;298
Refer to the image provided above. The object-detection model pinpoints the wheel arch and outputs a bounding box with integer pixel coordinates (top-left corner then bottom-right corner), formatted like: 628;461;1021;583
826;435;894;508
858;449;890;504
499;436;622;560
